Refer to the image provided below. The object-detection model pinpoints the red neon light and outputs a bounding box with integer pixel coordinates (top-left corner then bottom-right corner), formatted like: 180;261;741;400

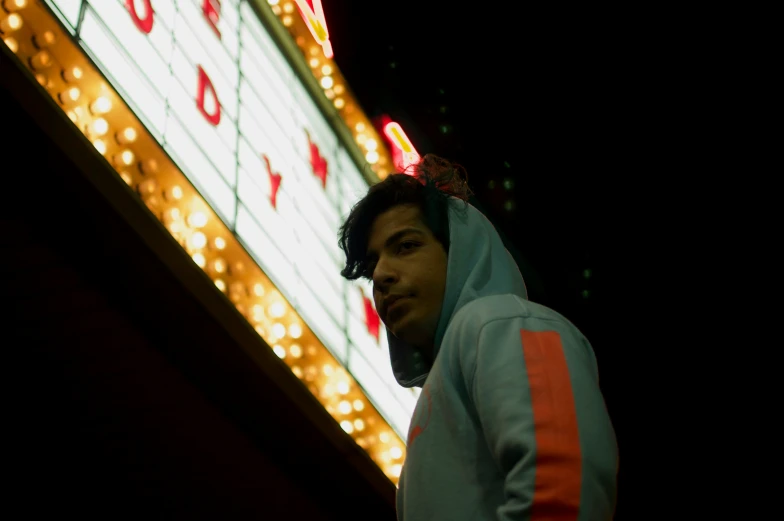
294;0;334;58
381;118;420;173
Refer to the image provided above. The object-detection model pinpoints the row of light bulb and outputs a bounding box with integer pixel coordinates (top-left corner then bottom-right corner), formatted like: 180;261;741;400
1;0;27;54
8;1;405;479
263;0;391;173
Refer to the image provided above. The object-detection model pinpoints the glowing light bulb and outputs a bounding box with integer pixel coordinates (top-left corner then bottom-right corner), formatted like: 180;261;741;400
356;133;367;144
366;150;379;164
190;231;207;249
212;258;226;273
162;207;181;225
251;304;264;320
187;211;207;228
306;345;317;357
29;50;51;70
3;36;17;53
165;185;183;201
379;431;391;443
390;446;403;459
272;344;286;358
92;139;107;155
320;76;334;89
57;86;80;104
355;122;365;132
337;381;350;395
267;0;280;5
309;46;320;56
213;236;226;250
33;30;55;48
72;106;86;121
309;58;319;68
270;4;281;15
3;0;27;11
89;118;109;137
291;366;303;378
137;178;157;195
353;419;365;431
0;13;22;33
340;421;354;434
214;278;226;292
272;322;286;339
254;324;265;337
192;252;206;267
304;366;318;381
143;194;161;211
365;138;378;151
119;171;133;186
90;96;112;115
167;221;183;235
62;66;82;83
288;323;302;338
289;343;302;358
390;464;402;477
114;149;135;167
269;302;285;318
334;98;345;109
322;364;334;376
116;126;136;144
321;64;332;75
282;2;294;12
140;158;158;174
253;283;265;297
353;399;365;411
324;88;335;100
334;84;345;95
338;400;352;415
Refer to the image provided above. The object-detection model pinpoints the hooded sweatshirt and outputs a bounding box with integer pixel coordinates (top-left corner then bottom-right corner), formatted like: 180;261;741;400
390;199;618;521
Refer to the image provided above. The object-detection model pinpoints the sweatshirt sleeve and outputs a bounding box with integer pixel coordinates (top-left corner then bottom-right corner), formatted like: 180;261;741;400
465;316;618;521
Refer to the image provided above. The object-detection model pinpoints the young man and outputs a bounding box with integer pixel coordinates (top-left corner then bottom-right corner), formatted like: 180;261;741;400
338;155;618;521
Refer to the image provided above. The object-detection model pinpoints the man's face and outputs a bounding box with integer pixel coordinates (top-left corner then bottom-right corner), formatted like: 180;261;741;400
366;204;448;357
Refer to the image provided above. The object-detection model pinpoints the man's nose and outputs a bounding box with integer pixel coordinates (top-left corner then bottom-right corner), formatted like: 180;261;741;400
372;257;398;291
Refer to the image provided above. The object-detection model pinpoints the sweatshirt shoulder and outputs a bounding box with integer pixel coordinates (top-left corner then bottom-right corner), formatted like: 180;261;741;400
449;294;573;336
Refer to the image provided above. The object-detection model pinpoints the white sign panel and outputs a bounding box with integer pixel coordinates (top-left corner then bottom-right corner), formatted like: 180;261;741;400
43;0;418;438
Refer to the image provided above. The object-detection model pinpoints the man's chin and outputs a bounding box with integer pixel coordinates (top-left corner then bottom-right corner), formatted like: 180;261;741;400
387;321;418;347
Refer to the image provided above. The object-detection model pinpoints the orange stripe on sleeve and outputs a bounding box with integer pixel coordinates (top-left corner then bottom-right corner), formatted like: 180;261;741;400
520;329;583;521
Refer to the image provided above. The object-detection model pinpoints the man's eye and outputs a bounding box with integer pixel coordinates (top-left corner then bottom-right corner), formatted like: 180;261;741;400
399;241;418;252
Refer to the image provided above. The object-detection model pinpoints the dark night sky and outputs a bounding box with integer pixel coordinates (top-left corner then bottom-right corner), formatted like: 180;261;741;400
323;1;654;351
322;4;676;513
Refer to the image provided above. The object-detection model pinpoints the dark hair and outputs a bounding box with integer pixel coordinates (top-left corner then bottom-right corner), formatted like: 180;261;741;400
338;154;473;280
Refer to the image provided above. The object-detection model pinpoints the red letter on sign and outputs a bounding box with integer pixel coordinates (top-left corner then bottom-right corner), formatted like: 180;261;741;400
202;0;222;39
262;154;282;209
196;65;221;126
305;130;328;188
126;0;154;34
361;289;380;342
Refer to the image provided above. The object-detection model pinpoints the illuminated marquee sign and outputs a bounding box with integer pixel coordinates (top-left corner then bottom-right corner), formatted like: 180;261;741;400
40;0;417;438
